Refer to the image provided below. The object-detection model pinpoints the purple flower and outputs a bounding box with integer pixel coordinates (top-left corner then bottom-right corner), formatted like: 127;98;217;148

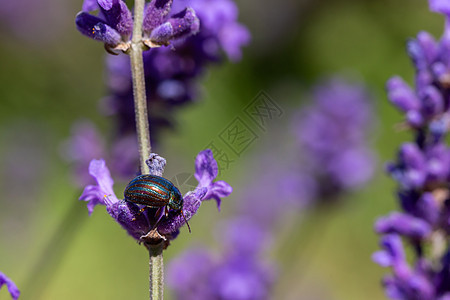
374;212;432;240
167;247;275;300
195;149;233;209
75;0;199;50
60;120;106;186
167;248;217;300
76;0;133;48
0;272;20;300
294;77;376;197
79;149;232;241
145;7;200;47
372;235;436;300
374;2;450;298
218;218;271;256
430;0;450;16
172;0;250;61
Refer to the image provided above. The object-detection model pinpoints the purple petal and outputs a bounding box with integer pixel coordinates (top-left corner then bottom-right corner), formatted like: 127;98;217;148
169;8;200;38
372;250;394;267
75;12;121;45
382;276;404;300
0;272;20;300
203;180;233;210
219;22;250;62
406;110;424;127
79;159;119;215
149;23;173;45
417;31;438;64
150;7;200;45
98;0;133;36
377;235;414;281
430;0;450;15
438;293;450;300
416;193;440;225
82;0;99;12
399;143;425;169
386;76;420;112
194;149;218;187
375;212;431;239
422;85;444;116
407;274;435;300
143;0;173;34
80;185;103;215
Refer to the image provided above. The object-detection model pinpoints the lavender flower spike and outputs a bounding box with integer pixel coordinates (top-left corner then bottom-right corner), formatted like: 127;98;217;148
0;272;20;300
374;1;450;298
79;150;232;242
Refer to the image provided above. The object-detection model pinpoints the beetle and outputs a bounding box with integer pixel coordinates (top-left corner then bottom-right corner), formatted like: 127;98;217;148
124;174;191;232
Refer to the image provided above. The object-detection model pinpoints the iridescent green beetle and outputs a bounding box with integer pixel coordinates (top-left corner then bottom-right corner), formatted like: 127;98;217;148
124;174;191;232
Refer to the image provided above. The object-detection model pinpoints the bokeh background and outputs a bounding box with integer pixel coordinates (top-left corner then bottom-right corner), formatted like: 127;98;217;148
0;0;444;299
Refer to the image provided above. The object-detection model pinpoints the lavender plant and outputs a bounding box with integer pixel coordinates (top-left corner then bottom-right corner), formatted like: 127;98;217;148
292;78;376;200
74;0;234;298
373;1;450;298
0;272;20;300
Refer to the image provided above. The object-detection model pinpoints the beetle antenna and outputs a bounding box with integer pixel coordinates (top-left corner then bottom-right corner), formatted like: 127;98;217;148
181;210;191;233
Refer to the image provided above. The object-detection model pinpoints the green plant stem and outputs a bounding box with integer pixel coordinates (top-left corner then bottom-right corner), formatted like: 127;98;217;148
148;244;164;299
130;0;151;175
129;1;163;299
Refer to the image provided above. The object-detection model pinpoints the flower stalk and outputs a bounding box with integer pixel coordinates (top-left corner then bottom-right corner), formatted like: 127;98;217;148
129;0;161;298
130;0;151;176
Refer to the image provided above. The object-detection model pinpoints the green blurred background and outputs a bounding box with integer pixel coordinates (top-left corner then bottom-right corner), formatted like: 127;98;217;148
0;0;443;299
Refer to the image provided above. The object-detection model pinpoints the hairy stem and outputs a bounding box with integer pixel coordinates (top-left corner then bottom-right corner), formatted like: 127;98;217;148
148;244;164;299
129;1;163;299
130;0;151;175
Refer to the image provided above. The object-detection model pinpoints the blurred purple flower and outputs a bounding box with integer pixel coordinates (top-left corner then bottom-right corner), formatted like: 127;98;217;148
374;2;450;298
172;0;250;61
79;149;232;241
0;272;20;300
60;120;106;186
374;212;432;240
372;235;436;300
167;248;217;300
294;78;376;198
168;246;275;300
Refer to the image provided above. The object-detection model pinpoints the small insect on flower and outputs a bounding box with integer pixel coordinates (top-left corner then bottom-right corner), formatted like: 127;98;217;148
124;174;191;232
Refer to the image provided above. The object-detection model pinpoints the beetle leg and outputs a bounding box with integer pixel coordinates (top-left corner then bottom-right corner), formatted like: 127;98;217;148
152;207;165;229
165;206;169;218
